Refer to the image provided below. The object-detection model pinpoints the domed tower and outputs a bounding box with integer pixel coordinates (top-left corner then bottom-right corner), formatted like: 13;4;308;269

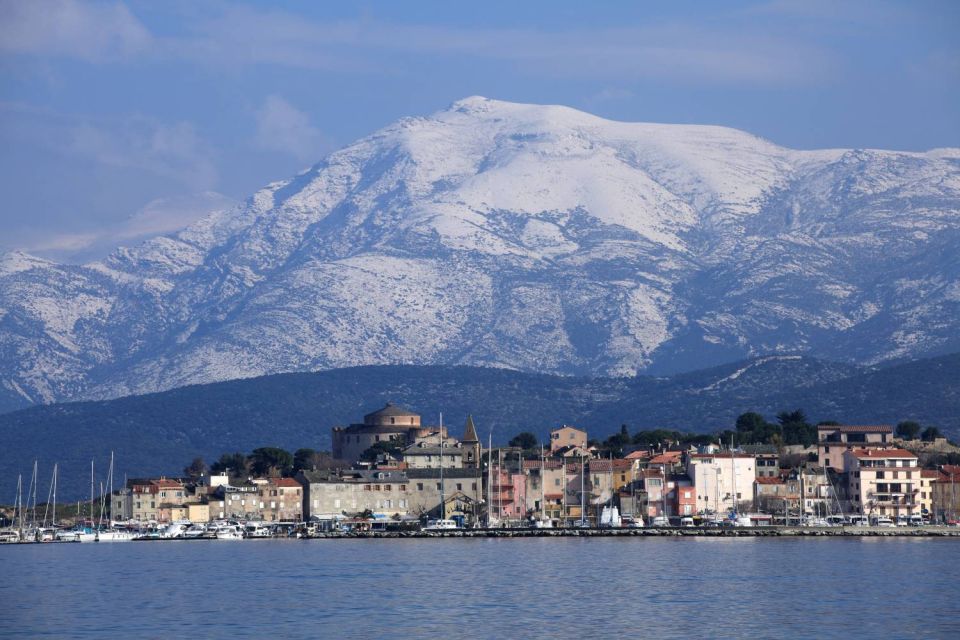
363;403;421;427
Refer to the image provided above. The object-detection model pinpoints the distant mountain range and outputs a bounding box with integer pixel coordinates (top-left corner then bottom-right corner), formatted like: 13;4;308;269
2;97;960;413
2;352;957;501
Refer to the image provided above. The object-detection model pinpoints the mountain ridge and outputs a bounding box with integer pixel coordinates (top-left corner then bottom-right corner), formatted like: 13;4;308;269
2;97;959;410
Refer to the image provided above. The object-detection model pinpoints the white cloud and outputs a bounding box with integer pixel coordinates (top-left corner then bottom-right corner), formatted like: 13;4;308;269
0;2;837;87
23;191;237;261
0;0;151;61
67;117;217;189
254;95;330;161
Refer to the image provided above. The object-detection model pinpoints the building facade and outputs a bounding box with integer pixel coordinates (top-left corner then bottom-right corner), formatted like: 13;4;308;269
818;425;893;472
844;448;920;520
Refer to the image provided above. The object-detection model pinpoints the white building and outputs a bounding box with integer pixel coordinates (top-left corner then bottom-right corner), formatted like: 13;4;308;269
686;453;756;515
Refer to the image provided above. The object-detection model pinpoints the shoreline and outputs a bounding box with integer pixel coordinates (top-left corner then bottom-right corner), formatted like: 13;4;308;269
6;525;960;544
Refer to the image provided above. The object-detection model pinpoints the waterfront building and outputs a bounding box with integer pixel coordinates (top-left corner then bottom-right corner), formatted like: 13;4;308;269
258;477;303;521
686;453;756;515
298;467;482;523
818;425;893;472
932;465;960;523
919;469;939;518
210;481;260;520
126;478;186;522
844;448;920;520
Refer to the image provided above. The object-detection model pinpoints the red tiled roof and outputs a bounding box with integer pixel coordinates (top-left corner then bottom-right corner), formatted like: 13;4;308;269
851;448;917;459
921;469;941;478
818;425;893;433
588;460;613;472
689;453;754;459
154;478;183;488
613;459;633;470
273;478;302;488
624;451;650;460
522;459;564;470
649;452;682;465
755;477;785;485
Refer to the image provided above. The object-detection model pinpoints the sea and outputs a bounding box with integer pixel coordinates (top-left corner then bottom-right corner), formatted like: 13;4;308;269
1;537;958;639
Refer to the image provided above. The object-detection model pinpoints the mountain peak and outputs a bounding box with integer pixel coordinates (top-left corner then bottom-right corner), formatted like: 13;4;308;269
1;99;958;411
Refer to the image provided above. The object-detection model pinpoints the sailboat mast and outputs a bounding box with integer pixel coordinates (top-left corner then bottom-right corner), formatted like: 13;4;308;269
497;449;502;522
540;444;545;522
15;474;23;537
30;460;38;528
90;459;94;527
52;463;57;527
562;456;567;527
439;413;444;521
580;454;585;525
108;451;114;526
487;431;493;526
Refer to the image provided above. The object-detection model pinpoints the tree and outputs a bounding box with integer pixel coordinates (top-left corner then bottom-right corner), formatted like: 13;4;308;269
360;440;403;463
210;452;250;477
777;409;815;447
734;412;779;445
293;448;341;472
248;447;294;477
183;457;207;479
632;429;681;447
508;432;538;450
921;426;943;442
896;421;921;440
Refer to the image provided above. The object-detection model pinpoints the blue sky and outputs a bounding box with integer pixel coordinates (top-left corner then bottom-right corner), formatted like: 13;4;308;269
1;0;958;260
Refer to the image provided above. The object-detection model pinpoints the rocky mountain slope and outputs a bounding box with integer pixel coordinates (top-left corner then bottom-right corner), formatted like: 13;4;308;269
2;97;959;411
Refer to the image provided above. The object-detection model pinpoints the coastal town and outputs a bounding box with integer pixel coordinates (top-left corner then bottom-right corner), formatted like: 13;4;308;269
3;403;960;542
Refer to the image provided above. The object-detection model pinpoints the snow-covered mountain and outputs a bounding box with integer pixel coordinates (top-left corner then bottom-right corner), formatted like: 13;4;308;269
2;97;959;410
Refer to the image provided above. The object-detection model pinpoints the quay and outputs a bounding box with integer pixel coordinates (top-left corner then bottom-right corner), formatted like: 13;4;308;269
306;525;960;539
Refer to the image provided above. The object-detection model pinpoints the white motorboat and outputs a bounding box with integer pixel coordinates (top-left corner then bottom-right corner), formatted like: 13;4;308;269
96;529;137;542
213;525;244;540
424;519;458;531
160;522;189;539
183;524;207;538
243;523;272;538
56;528;97;542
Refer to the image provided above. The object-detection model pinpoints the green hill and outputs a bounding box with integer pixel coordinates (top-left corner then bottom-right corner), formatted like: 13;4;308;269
2;353;957;500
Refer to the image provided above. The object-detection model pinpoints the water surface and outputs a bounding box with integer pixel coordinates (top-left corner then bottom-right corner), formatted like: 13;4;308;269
1;537;957;639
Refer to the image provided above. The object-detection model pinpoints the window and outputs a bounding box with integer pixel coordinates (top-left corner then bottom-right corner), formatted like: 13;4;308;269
472;483;477;490
417;483;424;491
876;471;885;479
456;483;462;491
436;483;442;490
384;485;391;492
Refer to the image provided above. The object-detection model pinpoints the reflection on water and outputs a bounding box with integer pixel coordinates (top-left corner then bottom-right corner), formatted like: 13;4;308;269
1;537;957;639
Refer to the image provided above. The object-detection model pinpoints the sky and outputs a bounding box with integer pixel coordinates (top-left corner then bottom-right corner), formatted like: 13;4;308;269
1;0;958;261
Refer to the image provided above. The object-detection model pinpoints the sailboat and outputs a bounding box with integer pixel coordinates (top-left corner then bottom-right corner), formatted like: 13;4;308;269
97;452;136;541
57;461;98;542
